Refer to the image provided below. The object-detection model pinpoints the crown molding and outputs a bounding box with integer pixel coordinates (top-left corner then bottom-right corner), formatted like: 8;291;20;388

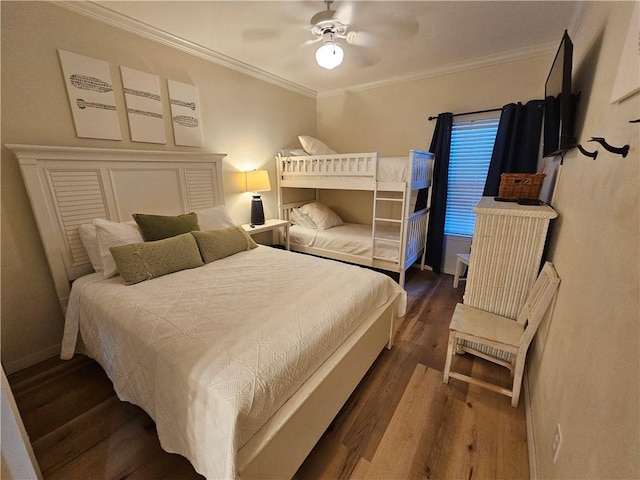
317;42;557;98
54;1;317;99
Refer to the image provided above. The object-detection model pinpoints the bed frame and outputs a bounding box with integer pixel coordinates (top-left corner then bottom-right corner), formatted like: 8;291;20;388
277;150;434;287
8;144;402;479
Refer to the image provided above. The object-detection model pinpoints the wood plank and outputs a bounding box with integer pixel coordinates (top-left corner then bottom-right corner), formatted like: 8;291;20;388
349;364;440;479
32;396;140;474
404;366;474;479
12;357;116;442
44;406;198;480
465;358;529;479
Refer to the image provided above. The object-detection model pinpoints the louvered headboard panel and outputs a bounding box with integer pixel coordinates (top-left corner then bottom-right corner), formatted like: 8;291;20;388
7;145;226;311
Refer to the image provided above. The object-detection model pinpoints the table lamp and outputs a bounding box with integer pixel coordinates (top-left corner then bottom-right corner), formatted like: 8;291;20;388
245;169;271;226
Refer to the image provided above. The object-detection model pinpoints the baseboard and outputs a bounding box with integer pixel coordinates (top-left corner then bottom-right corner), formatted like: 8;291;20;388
524;372;538;480
2;344;60;375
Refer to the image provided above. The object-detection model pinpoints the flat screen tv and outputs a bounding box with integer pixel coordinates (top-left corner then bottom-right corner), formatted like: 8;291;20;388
543;30;577;157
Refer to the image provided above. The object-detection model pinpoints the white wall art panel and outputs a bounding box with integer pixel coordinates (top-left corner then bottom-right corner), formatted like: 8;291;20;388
120;66;166;144
58;49;122;140
611;2;640;104
167;79;203;147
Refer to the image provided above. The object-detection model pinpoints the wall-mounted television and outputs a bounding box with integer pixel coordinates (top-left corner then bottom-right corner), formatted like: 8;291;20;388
543;30;578;157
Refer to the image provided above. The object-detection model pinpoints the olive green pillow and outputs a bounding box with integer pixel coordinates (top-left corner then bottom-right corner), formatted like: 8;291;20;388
132;212;200;242
109;233;204;285
191;227;258;264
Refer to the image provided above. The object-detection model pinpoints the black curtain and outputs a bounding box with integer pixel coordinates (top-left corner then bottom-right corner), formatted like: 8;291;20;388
483;100;544;196
422;112;453;274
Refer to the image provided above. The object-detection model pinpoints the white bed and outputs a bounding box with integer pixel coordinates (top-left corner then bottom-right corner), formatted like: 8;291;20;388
63;246;404;479
9;144;406;480
277;150;434;287
289;222;400;262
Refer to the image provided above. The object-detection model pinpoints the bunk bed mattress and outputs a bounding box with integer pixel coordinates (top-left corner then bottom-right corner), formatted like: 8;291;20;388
63;246;406;479
290;223;400;261
377;156;410;182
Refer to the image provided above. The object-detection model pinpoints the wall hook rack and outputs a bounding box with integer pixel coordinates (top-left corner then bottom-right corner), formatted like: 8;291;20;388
577;144;598;160
588;137;629;157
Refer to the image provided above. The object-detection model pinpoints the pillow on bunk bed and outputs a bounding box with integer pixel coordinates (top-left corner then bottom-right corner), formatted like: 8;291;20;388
299;202;344;229
290;208;318;229
280;148;308;157
298;135;337;155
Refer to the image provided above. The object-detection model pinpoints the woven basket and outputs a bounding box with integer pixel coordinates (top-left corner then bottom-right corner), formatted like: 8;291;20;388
498;173;546;200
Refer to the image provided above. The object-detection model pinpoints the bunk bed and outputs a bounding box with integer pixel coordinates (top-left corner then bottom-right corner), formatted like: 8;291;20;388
277;149;434;287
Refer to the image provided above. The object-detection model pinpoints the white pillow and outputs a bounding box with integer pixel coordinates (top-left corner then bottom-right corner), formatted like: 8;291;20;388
298;135;337;155
280;148;308;157
78;224;103;272
299;202;343;229
195;205;234;231
94;218;144;278
290;208;317;229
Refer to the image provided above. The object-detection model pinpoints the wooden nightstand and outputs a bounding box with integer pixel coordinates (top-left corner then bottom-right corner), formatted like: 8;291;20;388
241;219;290;250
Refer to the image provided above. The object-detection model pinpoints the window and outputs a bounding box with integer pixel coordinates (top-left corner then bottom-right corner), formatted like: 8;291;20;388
444;117;499;237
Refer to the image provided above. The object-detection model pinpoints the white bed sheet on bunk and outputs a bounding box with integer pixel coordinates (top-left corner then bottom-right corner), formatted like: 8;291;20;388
62;246;406;479
290;223;400;261
377;156;410;182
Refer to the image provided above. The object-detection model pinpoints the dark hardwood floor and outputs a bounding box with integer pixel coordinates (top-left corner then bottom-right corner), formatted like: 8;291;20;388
8;269;528;479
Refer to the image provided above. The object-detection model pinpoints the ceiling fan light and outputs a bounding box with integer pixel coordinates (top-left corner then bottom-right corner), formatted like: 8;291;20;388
316;42;344;69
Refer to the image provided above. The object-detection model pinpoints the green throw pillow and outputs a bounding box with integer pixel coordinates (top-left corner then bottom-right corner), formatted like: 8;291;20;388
132;212;200;242
109;233;204;285
191;227;258;264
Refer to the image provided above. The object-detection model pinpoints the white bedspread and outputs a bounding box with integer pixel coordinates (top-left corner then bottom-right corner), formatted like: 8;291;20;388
62;246;405;479
289;223;400;261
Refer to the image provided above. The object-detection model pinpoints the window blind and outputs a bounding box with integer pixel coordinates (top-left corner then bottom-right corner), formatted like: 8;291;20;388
445;117;499;237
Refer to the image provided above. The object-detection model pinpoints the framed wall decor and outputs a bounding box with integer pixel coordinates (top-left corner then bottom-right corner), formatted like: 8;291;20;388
121;66;166;144
610;2;639;104
58;49;122;140
167;79;203;147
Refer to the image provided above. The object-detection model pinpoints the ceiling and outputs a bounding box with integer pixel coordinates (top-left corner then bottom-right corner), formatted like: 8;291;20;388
80;1;582;96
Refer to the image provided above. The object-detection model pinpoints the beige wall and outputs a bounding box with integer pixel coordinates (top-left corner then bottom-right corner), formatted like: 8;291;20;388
528;3;639;479
317;55;551;156
0;1;315;372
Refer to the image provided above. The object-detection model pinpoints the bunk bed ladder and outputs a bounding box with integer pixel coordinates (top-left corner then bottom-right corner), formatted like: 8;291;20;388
372;185;405;273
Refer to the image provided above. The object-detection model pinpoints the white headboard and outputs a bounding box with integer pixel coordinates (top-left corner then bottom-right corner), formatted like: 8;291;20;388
7;144;226;310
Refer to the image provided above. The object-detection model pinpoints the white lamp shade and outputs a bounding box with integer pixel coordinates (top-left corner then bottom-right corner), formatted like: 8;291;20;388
316;42;344;70
245;169;271;192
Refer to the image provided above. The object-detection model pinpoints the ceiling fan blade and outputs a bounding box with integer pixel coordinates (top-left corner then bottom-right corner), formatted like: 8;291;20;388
346;31;377;48
303;37;322;47
333;1;354;26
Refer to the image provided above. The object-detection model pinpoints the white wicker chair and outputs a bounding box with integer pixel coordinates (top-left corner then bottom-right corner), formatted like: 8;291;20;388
443;262;560;407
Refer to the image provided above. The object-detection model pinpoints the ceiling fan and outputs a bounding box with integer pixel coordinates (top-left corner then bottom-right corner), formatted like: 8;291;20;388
241;1;420;70
308;0;420;70
308;0;363;70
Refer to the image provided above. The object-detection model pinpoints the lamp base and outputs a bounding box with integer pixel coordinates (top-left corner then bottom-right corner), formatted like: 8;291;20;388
250;195;265;226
